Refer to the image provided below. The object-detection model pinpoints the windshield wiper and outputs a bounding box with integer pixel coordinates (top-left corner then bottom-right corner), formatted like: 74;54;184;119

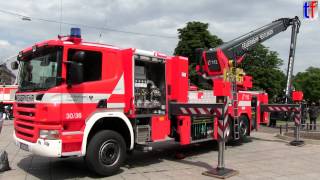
19;86;35;92
19;83;45;92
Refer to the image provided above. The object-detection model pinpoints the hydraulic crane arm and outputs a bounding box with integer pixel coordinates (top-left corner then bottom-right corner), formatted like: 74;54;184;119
197;16;300;79
284;17;300;103
218;17;300;59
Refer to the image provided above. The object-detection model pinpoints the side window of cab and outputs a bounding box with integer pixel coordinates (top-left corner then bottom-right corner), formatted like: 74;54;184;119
67;49;102;82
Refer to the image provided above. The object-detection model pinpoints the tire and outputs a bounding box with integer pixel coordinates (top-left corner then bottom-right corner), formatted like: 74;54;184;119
239;115;249;140
85;130;127;176
226;116;234;142
226;116;249;142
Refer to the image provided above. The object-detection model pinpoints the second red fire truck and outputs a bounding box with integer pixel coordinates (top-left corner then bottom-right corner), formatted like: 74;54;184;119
0;85;17;118
12;17;300;176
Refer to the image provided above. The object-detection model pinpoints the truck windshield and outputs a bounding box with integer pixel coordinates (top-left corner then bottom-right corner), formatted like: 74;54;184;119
18;47;62;92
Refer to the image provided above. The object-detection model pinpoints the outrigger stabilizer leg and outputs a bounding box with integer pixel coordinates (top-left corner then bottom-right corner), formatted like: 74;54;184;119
289;104;305;146
202;97;238;179
202;140;239;179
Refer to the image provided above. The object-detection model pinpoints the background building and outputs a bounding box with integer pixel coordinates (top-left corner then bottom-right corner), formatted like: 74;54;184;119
0;64;16;85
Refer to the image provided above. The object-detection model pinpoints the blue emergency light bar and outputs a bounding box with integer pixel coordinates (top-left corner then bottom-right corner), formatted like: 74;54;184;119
70;28;81;38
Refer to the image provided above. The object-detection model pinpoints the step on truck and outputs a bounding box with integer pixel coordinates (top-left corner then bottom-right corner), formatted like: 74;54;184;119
12;17;300;176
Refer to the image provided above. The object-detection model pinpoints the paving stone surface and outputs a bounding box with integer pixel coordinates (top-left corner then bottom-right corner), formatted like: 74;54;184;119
1;120;320;180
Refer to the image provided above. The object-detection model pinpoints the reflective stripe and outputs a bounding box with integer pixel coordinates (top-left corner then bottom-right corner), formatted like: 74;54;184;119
135;49;156;57
189;108;197;114
180;107;188;114
61;131;83;135
216;108;222;116
41;93;111;104
198;108;206;115
16;93;126;108
225;126;230;137
63;42;120;49
16;93;111;103
0;94;11;101
107;103;125;108
238;101;251;107
61;151;82;156
112;73;125;94
218;127;224;138
81;43;119;49
82;112;134;155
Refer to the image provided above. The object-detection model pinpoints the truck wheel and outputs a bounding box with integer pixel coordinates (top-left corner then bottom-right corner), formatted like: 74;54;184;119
239;115;249;139
226;116;233;142
85;130;126;176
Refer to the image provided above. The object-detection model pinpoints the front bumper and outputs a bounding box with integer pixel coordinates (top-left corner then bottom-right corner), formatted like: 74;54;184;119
14;131;62;157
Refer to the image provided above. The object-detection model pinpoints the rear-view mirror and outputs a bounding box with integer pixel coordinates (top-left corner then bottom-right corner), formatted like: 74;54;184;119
72;51;86;62
66;61;83;86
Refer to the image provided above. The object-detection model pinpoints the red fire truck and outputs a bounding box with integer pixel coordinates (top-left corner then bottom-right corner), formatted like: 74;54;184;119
0;85;17;105
12;17;300;176
0;85;17;117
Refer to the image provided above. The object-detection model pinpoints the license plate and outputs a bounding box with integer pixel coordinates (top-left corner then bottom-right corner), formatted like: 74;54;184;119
20;142;29;151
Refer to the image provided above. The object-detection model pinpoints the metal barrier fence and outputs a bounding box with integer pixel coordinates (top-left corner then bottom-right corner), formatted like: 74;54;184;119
279;124;295;135
300;123;320;131
280;124;320;135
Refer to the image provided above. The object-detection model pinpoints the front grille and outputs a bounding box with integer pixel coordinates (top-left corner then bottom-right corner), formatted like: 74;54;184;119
17;103;36;108
18;111;35;117
16;123;34;130
15;103;37;142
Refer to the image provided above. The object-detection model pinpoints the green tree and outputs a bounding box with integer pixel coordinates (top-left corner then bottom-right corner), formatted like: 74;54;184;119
174;22;223;88
240;44;286;100
293;67;320;102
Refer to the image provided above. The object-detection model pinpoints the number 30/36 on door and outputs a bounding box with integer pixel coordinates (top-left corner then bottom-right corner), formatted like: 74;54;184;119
66;113;82;119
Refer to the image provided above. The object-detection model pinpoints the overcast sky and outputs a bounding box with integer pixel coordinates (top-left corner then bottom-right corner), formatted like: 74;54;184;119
0;0;319;74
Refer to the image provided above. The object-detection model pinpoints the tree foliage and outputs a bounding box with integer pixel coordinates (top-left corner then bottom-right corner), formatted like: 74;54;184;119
174;22;223;64
174;22;223;88
240;44;286;100
293;67;320;102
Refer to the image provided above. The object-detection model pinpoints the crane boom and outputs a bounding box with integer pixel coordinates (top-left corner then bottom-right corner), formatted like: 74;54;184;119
197;16;300;102
217;17;299;58
284;17;300;103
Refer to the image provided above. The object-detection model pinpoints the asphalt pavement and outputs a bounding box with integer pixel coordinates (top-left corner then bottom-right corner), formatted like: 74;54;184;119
1;120;320;180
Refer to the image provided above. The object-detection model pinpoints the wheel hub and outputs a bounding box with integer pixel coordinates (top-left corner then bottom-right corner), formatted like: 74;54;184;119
240;121;247;136
99;140;120;166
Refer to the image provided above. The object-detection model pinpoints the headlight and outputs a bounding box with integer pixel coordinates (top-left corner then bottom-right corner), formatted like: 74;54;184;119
39;130;60;140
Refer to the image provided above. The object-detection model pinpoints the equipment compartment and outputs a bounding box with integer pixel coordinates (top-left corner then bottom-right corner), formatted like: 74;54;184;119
134;55;166;114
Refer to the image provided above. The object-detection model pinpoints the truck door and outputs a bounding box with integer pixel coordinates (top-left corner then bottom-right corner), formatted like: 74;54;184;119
120;49;133;114
63;48;104;132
